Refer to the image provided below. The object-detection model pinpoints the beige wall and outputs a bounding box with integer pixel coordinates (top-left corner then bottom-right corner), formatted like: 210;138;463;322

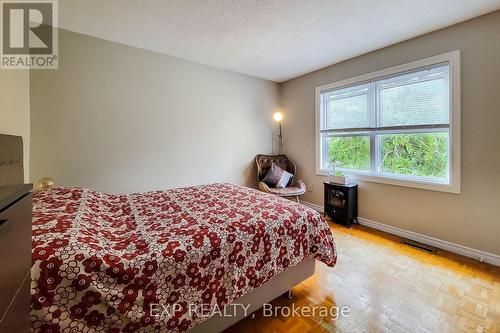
30;29;279;193
280;11;500;255
29;13;500;255
0;70;30;181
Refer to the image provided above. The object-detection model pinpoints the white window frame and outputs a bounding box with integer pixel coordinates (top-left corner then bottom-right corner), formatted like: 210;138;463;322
315;50;461;193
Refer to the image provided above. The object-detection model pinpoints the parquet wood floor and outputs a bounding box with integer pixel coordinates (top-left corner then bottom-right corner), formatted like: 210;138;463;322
224;222;500;333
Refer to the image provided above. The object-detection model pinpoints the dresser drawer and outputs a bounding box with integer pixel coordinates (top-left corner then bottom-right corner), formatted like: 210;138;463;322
0;193;32;317
0;270;30;332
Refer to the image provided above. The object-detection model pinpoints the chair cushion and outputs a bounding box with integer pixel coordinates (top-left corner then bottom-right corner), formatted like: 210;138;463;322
265;181;306;196
262;163;293;188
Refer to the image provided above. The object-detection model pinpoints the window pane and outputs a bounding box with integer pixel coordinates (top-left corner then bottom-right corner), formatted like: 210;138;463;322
381;132;449;178
380;65;449;127
324;84;369;129
326;136;370;170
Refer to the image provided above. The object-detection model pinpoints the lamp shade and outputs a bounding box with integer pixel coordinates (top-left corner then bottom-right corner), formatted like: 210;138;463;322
273;112;283;122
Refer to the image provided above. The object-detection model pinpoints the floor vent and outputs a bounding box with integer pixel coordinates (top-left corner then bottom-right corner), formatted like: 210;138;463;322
401;238;436;254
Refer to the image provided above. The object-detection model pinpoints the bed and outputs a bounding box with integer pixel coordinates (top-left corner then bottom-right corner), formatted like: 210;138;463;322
0;133;337;333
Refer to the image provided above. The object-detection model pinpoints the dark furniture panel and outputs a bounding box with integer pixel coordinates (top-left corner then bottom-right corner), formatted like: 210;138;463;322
0;271;30;332
0;184;32;330
324;182;358;227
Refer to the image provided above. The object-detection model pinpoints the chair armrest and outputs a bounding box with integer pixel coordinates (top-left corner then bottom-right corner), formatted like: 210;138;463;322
294;180;307;193
259;181;272;193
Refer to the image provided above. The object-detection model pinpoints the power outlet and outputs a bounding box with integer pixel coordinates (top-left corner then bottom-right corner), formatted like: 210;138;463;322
308;184;314;192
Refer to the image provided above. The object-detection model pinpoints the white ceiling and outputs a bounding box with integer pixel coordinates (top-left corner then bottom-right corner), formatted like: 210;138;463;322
59;0;500;82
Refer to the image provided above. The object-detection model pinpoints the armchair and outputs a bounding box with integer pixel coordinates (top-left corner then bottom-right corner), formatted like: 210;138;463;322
255;154;306;203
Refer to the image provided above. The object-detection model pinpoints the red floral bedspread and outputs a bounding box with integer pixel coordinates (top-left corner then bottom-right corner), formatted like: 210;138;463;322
31;183;336;333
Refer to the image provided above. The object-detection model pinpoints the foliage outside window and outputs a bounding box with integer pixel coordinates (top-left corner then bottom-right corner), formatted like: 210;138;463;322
319;63;453;185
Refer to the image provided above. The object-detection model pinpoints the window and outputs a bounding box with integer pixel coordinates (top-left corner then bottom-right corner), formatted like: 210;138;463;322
316;51;460;193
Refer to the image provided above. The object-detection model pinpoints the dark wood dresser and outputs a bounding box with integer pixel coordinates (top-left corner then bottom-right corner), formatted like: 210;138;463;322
0;184;32;332
324;182;358;227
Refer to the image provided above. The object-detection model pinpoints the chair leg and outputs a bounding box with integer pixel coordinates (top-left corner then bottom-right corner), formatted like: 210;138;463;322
295;196;300;203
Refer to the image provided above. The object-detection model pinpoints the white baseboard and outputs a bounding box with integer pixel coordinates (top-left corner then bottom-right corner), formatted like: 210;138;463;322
302;201;324;213
301;201;500;267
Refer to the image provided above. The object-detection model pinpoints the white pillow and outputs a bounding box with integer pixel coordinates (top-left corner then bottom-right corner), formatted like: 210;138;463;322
276;169;293;188
262;162;294;188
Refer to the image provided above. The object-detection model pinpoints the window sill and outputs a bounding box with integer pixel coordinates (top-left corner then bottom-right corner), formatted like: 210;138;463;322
317;170;460;194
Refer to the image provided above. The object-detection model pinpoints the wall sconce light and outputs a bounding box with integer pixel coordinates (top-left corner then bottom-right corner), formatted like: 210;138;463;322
273;111;284;149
